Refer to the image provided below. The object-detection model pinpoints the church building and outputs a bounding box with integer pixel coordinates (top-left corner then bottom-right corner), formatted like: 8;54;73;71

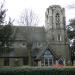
0;5;70;66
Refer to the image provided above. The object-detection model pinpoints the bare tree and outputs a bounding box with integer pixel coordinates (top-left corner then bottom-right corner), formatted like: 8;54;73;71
18;9;39;66
0;0;7;25
18;9;39;26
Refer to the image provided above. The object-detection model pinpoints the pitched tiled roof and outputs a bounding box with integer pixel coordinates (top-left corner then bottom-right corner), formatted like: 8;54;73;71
35;47;59;60
13;26;46;42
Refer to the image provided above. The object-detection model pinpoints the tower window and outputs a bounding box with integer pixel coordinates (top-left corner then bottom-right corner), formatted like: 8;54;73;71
56;13;60;29
58;34;61;41
46;15;48;20
56;13;60;22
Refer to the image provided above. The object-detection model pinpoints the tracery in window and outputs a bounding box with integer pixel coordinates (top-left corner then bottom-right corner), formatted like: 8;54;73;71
55;13;60;29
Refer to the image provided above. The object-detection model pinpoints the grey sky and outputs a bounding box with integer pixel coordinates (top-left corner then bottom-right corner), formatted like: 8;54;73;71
4;0;75;26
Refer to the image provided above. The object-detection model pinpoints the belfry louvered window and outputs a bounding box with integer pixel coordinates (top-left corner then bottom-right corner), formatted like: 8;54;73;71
56;13;60;29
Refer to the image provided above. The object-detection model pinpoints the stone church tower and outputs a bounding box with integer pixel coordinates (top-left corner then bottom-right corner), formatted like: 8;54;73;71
45;5;70;64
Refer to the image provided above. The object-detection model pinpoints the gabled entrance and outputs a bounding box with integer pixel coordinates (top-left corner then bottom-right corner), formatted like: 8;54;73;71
36;48;55;66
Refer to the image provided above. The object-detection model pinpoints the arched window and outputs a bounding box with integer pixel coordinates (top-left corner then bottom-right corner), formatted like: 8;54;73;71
56;13;60;29
41;49;53;66
57;34;61;41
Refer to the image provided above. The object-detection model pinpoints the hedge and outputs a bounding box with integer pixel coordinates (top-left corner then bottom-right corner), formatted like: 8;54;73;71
0;66;75;75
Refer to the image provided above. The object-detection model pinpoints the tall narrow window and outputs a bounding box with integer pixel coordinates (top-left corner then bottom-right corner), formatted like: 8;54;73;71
4;58;9;66
56;13;60;29
58;34;61;41
23;57;28;65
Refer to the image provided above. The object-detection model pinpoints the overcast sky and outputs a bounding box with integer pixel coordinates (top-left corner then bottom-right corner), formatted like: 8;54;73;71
3;0;75;26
